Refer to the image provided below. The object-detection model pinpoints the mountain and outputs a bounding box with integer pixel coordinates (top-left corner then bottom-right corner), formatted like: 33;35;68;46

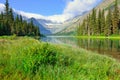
57;0;120;35
27;18;52;35
0;3;58;35
1;0;119;36
0;3;93;35
36;19;64;34
55;15;82;35
0;3;88;35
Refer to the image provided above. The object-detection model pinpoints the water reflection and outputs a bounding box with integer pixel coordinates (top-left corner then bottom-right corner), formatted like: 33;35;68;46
41;36;120;61
77;38;120;60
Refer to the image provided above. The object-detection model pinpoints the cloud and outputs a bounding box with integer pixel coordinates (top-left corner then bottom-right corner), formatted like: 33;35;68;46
15;10;45;19
0;3;5;12
51;0;101;22
47;13;73;23
14;9;73;23
47;0;101;23
0;0;101;23
63;0;100;17
14;10;69;23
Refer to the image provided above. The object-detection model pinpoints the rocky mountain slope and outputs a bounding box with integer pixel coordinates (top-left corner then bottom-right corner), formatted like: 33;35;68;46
27;18;52;35
58;0;119;35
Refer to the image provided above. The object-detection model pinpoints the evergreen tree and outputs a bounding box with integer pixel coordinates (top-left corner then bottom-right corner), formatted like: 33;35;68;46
0;0;40;36
101;9;106;35
9;8;14;21
91;8;97;35
9;8;14;34
87;15;90;36
105;8;112;36
89;14;92;35
77;0;120;36
0;12;4;20
112;0;119;34
5;0;9;20
119;19;120;34
20;15;23;22
82;19;86;35
77;23;81;36
0;12;4;35
97;9;102;35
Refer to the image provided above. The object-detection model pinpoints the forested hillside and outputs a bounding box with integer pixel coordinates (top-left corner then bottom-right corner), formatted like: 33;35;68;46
0;0;40;36
77;0;120;36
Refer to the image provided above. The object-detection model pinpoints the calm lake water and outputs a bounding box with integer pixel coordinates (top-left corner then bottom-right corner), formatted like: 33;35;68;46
41;36;120;61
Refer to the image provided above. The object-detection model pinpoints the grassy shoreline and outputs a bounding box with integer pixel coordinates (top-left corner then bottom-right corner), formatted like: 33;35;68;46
76;36;120;39
0;36;120;80
47;35;120;39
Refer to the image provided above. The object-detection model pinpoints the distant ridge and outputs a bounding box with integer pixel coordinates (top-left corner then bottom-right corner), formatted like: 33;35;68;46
27;18;52;35
58;0;119;35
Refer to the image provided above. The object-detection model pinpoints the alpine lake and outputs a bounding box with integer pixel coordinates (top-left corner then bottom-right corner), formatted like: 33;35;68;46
41;36;120;61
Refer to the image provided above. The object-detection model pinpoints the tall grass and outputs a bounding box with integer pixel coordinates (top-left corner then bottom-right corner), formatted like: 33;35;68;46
0;36;120;80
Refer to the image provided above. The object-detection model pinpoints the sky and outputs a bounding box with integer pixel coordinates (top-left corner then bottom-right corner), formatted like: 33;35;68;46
0;0;66;16
0;0;102;23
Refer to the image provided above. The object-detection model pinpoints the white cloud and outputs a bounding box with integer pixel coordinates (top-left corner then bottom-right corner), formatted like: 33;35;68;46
47;13;73;23
0;3;5;12
47;0;101;23
14;9;73;23
63;0;99;17
0;0;101;23
15;10;45;19
14;10;68;23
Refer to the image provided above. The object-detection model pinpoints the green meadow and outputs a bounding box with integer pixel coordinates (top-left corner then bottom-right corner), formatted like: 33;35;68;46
0;36;120;80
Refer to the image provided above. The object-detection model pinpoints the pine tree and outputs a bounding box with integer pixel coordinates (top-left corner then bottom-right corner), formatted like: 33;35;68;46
9;8;14;34
82;19;86;35
0;0;40;36
35;27;39;36
77;0;120;36
91;8;97;35
119;14;120;34
78;23;83;36
86;15;90;36
15;15;19;35
97;9;102;35
28;20;34;35
105;8;112;36
5;0;9;20
0;12;4;20
77;23;82;36
89;14;92;35
20;15;23;22
101;9;106;35
9;8;14;21
112;0;119;34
